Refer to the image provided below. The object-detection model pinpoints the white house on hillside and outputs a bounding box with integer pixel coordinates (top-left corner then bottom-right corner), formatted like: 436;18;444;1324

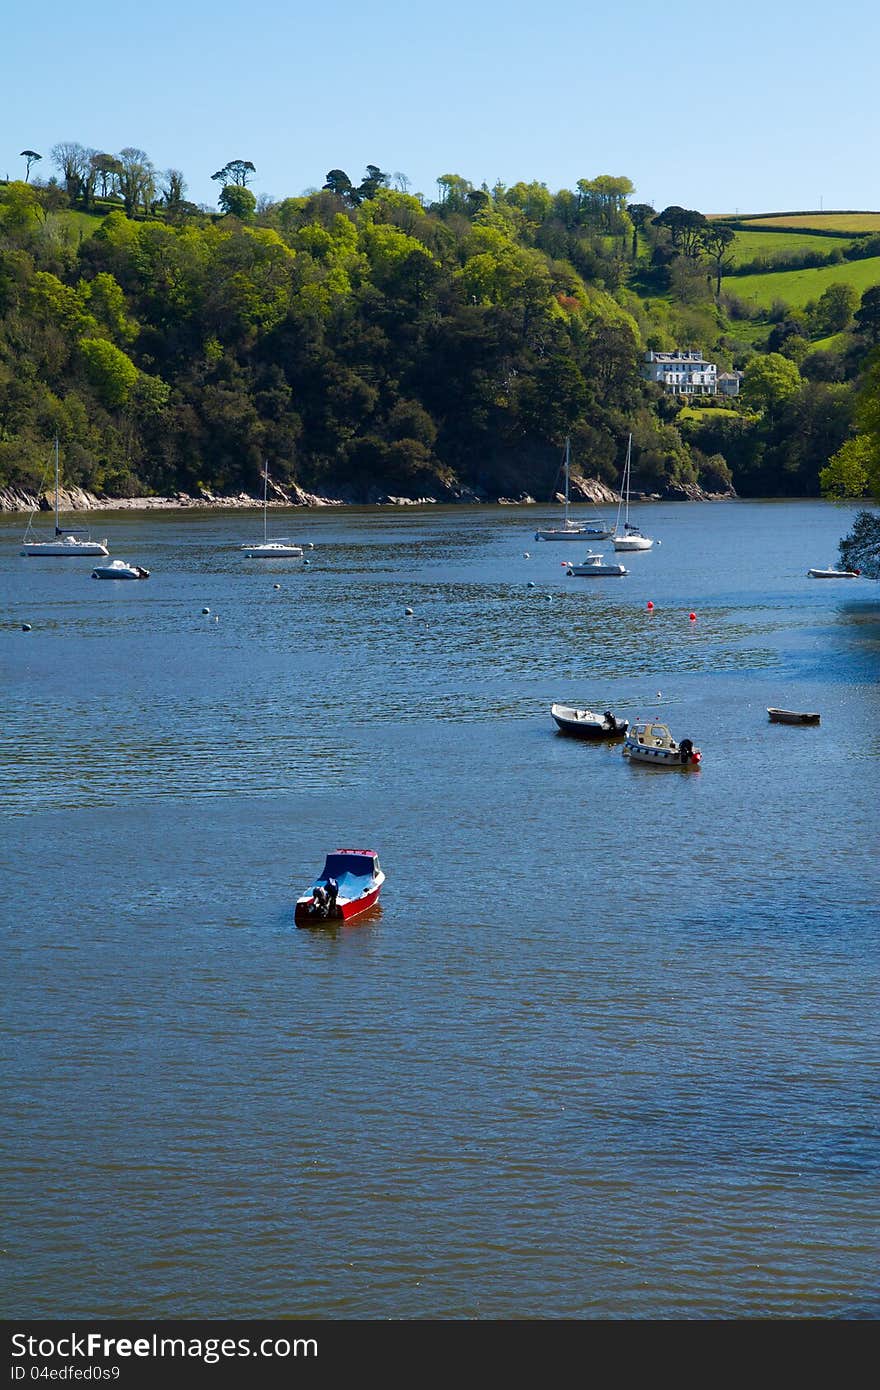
643;350;717;396
717;371;743;397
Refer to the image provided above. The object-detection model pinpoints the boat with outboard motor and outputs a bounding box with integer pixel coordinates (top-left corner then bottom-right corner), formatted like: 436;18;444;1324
551;704;629;739
622;720;701;767
295;849;385;925
91;560;150;580
807;566;860;578
566;552;628;577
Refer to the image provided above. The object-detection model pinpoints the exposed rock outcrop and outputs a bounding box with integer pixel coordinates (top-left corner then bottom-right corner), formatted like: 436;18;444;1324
0;475;735;513
566;476;619;505
660;482;738;501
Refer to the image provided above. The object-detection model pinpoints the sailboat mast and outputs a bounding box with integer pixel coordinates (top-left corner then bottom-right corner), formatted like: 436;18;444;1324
614;436;627;535
624;433;632;528
54;437;60;535
563;437;570;524
262;463;268;542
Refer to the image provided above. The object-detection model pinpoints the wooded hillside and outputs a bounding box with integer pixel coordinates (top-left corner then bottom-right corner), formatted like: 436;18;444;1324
2;156;879;504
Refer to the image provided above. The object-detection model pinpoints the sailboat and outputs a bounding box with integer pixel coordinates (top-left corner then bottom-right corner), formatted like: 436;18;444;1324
20;438;109;557
241;464;303;558
534;437;612;542
611;434;653;552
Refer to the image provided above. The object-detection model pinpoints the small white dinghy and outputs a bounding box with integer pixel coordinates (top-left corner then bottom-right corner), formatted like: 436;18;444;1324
807;566;860;578
91;560;150;580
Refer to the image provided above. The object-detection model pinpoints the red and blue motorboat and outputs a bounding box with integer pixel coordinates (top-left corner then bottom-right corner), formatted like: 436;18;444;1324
295;849;385;925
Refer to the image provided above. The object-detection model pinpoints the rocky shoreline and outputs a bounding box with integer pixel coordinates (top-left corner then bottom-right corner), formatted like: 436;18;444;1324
0;476;732;515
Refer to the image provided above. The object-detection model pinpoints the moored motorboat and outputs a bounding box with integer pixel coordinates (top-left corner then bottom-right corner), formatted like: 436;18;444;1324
566;552;628;577
622;720;701;767
807;566;860;578
91;560;150;580
551;704;628;739
767;708;820;724
295;849;385;925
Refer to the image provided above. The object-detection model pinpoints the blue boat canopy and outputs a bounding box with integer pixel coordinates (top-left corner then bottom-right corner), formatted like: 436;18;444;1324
320;851;378;881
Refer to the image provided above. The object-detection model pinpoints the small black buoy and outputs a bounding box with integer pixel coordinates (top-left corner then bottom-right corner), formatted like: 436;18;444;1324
202;607;210;614
22;623;32;632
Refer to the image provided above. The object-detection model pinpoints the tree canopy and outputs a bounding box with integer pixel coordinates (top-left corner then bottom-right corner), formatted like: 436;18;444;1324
1;148;878;514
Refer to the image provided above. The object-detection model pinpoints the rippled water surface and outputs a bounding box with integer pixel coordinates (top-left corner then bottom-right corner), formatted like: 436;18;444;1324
2;499;878;1319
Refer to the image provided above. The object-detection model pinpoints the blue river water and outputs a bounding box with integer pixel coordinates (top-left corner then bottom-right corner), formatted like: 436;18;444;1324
1;497;878;1319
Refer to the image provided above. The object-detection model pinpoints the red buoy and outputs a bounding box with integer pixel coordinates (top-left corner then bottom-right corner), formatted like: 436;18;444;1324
646;600;654;611
689;611;697;621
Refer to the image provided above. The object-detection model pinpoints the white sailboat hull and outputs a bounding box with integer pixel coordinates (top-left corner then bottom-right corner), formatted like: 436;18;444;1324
22;537;109;557
241;541;303;558
241;465;303;558
534;438;612;542
611;534;653;551
21;439;110;557
534;525;589;541
611;433;653;552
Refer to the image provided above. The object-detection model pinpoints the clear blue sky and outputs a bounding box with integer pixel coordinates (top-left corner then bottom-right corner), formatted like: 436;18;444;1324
3;0;878;215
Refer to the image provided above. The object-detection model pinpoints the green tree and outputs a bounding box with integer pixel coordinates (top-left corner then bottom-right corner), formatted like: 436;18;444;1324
576;175;634;234
91;153;123;199
652;206;707;258
212;160;255;187
79;337;140;406
740;352;802;412
218;184;256;219
839;510;880;577
819;437;872;497
435;174;473;214
627;202;655;258
322;169;358;204
811;282;859;336
0;181;42;234
701;224;735;296
357;164;389;201
116;148;156;216
77;272;138;344
20;149;42;181
51;141;91;201
161;169;187;211
854;285;880;345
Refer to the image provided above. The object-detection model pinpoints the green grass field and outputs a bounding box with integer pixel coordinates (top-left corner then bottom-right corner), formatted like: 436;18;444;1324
807;331;848;353
43;208;109;241
677;406;742;421
725;255;880;309
743;213;880;233
729;229;857;266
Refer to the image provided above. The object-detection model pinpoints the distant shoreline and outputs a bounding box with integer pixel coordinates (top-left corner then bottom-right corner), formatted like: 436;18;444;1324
1;481;734;515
